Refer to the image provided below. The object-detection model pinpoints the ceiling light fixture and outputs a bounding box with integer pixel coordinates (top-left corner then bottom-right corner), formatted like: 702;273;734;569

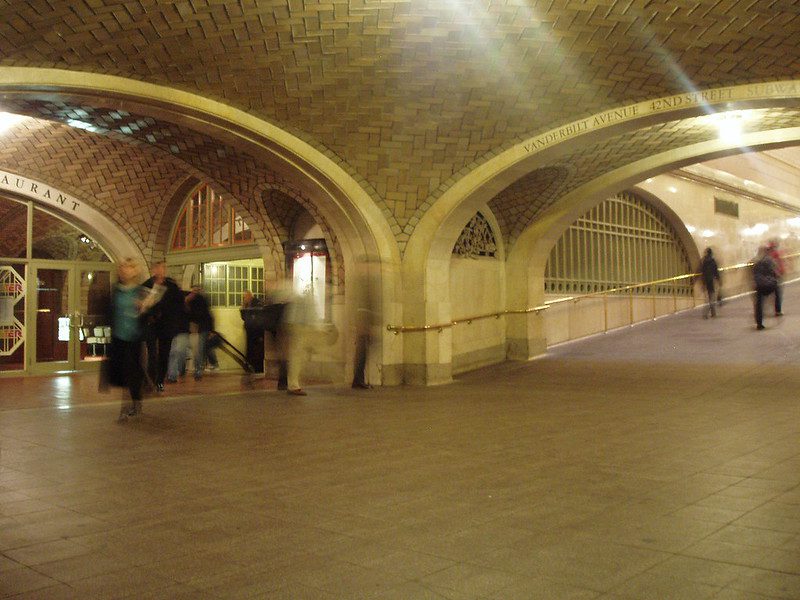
707;110;758;145
0;112;26;134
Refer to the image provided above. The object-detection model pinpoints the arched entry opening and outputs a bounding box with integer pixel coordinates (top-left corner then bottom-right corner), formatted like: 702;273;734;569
404;85;800;382
0;69;403;385
164;182;271;374
163;181;344;382
0;192;128;374
540;191;695;345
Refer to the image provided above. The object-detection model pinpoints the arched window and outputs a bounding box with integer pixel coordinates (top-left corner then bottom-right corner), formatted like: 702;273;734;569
545;192;692;295
170;184;252;251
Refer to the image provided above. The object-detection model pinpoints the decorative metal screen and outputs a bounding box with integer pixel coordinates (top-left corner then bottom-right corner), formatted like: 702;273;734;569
0;265;25;356
544;192;692;296
452;212;497;258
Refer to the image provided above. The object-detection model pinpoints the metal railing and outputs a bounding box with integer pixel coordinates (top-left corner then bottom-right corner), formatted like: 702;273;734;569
386;251;798;335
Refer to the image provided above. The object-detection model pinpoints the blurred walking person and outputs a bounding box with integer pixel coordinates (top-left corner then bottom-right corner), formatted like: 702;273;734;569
280;287;318;396
187;284;214;380
698;248;721;319
752;246;779;330
141;262;190;385
103;259;147;421
766;239;786;316
351;261;381;389
141;263;171;390
240;290;265;374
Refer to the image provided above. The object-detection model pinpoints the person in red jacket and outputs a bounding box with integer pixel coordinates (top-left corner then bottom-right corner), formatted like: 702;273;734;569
766;240;786;316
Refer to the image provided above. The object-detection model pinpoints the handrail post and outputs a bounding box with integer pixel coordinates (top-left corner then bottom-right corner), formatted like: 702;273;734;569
652;289;656;320
603;295;608;332
673;286;678;314
629;289;634;326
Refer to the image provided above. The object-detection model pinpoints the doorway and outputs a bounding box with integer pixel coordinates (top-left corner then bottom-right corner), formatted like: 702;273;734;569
30;262;114;374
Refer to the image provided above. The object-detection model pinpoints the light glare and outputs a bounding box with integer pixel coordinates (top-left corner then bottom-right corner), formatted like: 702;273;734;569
0;112;26;134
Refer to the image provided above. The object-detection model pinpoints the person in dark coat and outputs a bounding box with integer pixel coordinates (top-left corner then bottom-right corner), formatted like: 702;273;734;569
141;262;190;389
766;239;786;316
240;290;265;373
698;248;721;319
753;246;779;330
186;284;214;380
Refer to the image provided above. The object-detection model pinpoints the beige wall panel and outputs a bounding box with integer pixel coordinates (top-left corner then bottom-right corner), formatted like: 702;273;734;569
449;257;505;373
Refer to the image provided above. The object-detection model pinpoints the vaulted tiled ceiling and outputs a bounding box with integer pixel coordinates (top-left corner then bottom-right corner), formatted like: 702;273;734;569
1;1;799;250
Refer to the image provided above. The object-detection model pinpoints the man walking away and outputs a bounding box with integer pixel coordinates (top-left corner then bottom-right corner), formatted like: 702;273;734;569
753;246;779;331
699;248;721;319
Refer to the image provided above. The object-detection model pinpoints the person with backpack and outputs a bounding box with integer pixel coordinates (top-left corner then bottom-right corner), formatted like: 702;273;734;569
752;246;779;330
766;239;786;316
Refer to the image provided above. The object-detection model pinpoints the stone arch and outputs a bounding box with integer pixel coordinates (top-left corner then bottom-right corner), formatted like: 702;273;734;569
0;67;402;383
0;118;287;276
254;181;345;298
402;84;800;382
503;127;800;359
0;67;399;264
0;168;142;264
154;177;287;285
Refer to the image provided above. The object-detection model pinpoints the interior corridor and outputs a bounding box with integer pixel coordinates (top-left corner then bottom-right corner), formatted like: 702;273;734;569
2;286;800;599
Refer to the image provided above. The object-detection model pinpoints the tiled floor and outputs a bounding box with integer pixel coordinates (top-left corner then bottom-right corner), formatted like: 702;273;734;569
2;288;800;599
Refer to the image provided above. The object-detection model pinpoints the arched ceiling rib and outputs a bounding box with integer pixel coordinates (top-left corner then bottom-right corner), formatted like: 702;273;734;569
487;106;800;250
1;1;799;228
2;1;800;266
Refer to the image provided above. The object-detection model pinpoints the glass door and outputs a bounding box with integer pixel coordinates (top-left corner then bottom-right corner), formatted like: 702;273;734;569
30;264;113;373
76;268;112;366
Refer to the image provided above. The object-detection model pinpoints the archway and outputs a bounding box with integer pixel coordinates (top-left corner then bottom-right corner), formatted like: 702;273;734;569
402;83;800;383
0;67;403;384
506;129;800;358
0;179;139;374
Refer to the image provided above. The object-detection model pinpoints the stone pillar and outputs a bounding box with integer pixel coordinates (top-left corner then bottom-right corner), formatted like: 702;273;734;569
401;255;454;385
505;253;548;361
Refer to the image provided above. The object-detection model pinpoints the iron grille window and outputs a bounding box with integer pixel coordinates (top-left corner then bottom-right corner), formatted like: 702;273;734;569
544;192;692;296
202;262;264;307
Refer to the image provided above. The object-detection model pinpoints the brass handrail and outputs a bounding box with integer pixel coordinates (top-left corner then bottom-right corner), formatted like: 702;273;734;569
386;251;798;334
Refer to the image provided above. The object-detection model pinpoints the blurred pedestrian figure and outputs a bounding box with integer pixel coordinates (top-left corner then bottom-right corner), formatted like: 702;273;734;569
263;289;289;389
165;285;191;383
280;287;318;396
204;331;221;371
186;284;214;381
142;262;190;387
766;239;786;316
753;246;779;330
103;259;146;421
698;248;721;319
351;261;381;389
240;290;265;373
